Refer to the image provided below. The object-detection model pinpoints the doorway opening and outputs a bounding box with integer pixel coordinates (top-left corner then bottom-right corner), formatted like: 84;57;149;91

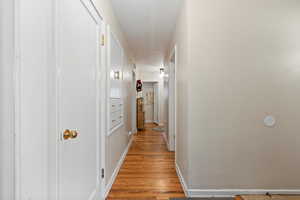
141;81;159;125
107;49;183;198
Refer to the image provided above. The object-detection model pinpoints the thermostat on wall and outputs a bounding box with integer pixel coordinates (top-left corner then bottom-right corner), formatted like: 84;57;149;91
264;115;276;127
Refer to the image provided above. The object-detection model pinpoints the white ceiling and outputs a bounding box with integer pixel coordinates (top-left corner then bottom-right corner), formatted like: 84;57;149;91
111;0;182;67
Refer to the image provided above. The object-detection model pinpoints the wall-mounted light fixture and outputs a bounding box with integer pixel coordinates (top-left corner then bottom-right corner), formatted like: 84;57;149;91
160;68;164;74
160;67;165;78
114;71;120;80
110;70;122;80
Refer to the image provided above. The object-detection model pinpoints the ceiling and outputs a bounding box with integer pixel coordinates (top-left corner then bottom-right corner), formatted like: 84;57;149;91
111;0;182;67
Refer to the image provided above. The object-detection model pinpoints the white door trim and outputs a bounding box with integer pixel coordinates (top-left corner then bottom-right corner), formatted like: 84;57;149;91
14;0;21;198
0;1;16;198
168;45;177;152
80;2;107;199
99;14;107;200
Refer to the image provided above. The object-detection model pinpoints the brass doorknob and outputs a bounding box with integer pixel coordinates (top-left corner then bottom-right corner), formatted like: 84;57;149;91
63;129;71;140
63;129;79;140
70;130;78;139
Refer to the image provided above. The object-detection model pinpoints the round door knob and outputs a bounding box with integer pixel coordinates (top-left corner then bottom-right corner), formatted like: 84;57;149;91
70;130;78;139
63;129;71;140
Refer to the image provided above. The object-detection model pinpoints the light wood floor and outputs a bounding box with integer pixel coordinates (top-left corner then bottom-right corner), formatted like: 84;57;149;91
106;123;185;200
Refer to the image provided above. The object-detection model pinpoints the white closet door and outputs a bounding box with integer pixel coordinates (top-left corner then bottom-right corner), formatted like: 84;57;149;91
143;83;154;123
57;0;100;199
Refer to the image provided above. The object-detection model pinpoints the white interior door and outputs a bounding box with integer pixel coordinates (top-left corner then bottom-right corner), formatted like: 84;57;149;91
143;83;154;123
57;0;101;199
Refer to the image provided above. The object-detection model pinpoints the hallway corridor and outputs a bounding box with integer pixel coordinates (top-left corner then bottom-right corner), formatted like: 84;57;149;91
107;124;185;200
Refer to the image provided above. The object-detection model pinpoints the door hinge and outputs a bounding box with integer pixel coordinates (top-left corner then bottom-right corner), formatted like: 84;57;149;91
101;35;105;46
101;168;104;179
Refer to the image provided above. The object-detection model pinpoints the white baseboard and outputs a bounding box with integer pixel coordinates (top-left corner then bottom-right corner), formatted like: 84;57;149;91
104;137;133;198
88;189;97;200
145;120;153;123
162;132;170;150
132;127;137;134
188;189;300;197
175;163;189;197
175;163;300;198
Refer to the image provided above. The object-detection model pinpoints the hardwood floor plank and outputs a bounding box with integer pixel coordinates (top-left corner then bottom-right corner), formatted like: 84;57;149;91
106;123;185;200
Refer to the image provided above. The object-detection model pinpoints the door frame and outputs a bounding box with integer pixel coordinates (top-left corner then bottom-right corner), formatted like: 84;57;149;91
168;45;177;152
98;12;107;200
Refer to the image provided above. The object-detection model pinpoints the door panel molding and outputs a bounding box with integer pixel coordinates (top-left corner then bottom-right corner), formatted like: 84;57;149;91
14;0;51;199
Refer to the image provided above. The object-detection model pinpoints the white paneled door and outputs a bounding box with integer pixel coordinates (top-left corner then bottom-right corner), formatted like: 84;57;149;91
143;83;154;123
57;0;102;199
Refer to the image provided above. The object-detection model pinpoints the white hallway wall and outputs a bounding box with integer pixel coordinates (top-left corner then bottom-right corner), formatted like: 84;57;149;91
169;0;300;195
165;0;190;190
